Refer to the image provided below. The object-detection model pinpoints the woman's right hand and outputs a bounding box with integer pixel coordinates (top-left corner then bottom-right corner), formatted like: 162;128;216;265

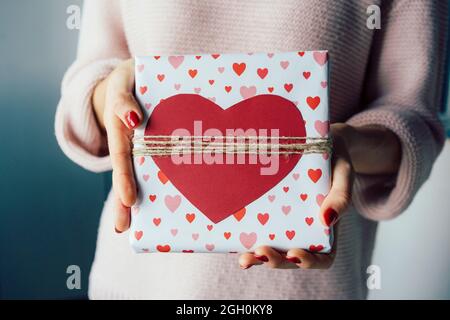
92;59;143;233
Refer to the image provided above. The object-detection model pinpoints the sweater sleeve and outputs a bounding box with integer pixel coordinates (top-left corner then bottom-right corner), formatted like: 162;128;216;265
346;0;448;220
55;0;129;172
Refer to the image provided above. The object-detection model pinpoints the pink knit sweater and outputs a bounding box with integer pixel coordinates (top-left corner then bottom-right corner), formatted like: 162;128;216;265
55;0;448;299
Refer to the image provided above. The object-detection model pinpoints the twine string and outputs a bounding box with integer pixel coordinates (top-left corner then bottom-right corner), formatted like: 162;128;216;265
132;135;332;156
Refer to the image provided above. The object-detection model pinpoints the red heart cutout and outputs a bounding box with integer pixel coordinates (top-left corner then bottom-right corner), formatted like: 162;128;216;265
145;94;306;223
257;213;270;225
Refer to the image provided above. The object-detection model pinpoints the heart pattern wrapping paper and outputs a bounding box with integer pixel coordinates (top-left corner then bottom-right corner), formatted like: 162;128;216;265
131;51;332;254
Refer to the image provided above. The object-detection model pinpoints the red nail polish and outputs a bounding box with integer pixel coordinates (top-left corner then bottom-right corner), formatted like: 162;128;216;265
286;256;301;264
126;111;139;129
324;208;338;227
114;227;122;234
254;255;269;262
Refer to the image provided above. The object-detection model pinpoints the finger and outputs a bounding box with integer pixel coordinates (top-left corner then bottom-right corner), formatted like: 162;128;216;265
238;253;262;269
113;92;143;130
254;246;296;269
108;116;137;207
320;153;354;228
114;191;131;233
286;248;334;269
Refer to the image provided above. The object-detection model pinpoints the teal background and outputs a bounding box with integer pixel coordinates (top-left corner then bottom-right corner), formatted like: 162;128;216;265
0;0;108;299
0;0;448;299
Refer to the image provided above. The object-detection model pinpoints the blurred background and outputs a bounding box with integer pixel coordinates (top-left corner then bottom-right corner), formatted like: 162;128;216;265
0;0;449;299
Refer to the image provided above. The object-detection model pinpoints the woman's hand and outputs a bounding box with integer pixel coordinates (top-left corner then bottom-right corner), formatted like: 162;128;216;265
92;59;143;233
238;123;401;269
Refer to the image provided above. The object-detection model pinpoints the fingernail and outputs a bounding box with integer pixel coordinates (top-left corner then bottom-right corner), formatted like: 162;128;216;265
114;227;122;234
324;208;338;227
240;264;252;270
254;255;269;262
286;256;301;264
126;111;139;129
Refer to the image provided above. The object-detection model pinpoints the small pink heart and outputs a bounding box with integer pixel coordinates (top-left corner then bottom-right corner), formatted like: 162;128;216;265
267;53;274;58
164;195;181;213
174;83;181;90
194;87;201;94
292;173;300;181
137;64;144;72
144;103;152;110
282;205;291;215
138;157;145;165
322;152;330;160
324;228;331;235
239;232;257;250
268;195;276;202
240;86;257;99
316;194;326;206
313;51;328;66
192;233;199;240
321;81;328;88
205;243;215;251
168;55;184;69
170;228;178;236
143;174;150;182
280;61;290;69
314;120;330;137
218;67;225;73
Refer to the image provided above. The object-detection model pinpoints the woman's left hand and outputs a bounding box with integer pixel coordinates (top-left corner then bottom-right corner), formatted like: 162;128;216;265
238;123;354;269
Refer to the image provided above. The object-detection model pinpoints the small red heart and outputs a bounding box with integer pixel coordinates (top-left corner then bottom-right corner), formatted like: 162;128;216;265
157;170;169;184
284;83;293;93
283;186;289;193
224;85;232;93
286;230;296;240
138;157;145;165
149;194;157;202
269;234;275;240
306;96;321;110
134;231;143;241
232;62;246;76
154;56;160;60
153;218;161;226
185;213;195;223
267;87;274;93
308;169;322;183
224;232;231;240
207;224;214;231
233;208;246;222
298;51;305;57
139;86;148;95
305;217;314;226
309;245;324;252
156;244;171;252
188;69;198;78
257;213;269;225
209;79;215;85
300;193;308;201
157;74;165;82
211;54;220;59
303;71;311;79
257;68;268;79
195;55;202;60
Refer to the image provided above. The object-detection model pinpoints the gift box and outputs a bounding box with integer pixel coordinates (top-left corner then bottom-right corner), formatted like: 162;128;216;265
131;51;332;253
